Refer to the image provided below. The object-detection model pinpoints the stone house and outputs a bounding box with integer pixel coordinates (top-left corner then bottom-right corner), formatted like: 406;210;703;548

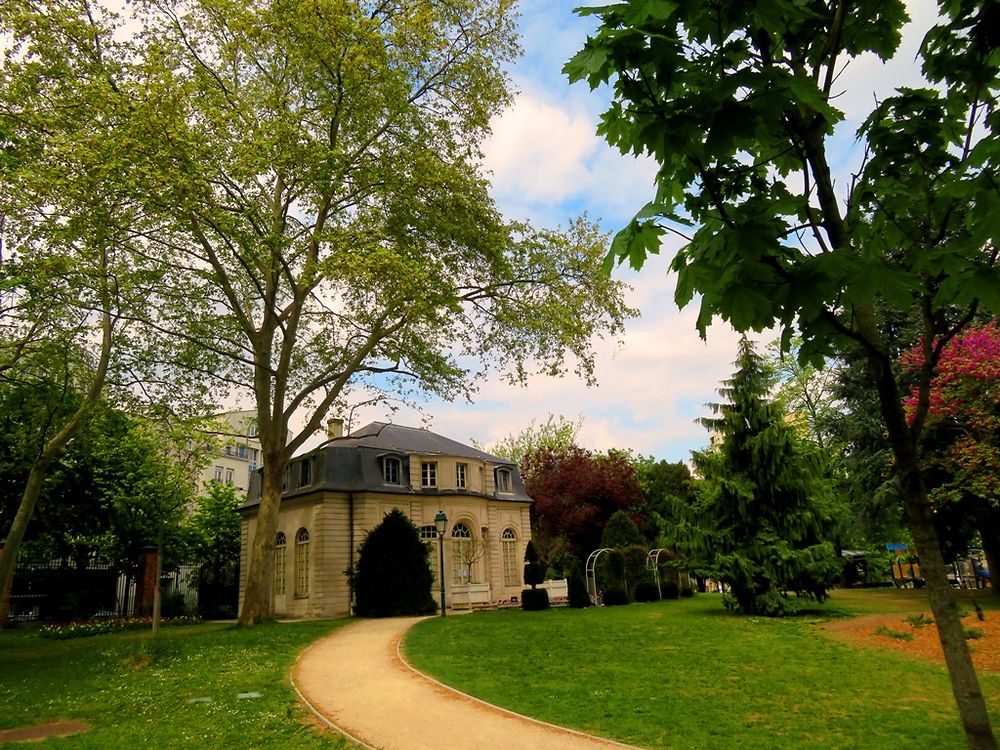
237;421;532;618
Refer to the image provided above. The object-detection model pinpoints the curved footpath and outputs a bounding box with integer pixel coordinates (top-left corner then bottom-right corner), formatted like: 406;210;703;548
292;616;639;750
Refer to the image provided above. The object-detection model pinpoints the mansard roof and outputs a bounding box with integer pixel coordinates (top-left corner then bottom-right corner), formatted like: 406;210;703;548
240;421;529;509
323;422;511;464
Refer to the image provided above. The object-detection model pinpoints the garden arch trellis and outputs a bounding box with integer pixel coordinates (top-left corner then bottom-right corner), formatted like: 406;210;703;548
585;548;614;604
647;548;691;598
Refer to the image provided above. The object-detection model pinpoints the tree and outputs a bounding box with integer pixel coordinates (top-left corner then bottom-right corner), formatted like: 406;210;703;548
352;510;436;618
632;457;696;545
0;0;638;626
599;509;647;599
686;338;842;616
184;482;243;618
901;322;1000;585
566;2;999;743
0;0;160;625
479;415;583;465
522;444;643;564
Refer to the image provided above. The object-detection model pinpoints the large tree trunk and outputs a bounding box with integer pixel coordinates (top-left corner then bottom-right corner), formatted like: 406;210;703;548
237;456;283;625
870;350;996;749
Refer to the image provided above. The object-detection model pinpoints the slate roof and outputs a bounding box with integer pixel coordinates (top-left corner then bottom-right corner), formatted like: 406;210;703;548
322;422;512;464
239;422;530;509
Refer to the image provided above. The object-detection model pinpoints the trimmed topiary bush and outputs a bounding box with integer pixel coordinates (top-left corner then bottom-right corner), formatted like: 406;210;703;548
602;586;630;606
567;561;591;608
633;581;660;602
523;540;545;589
353;509;437;617
661;580;680;600
521;587;550;611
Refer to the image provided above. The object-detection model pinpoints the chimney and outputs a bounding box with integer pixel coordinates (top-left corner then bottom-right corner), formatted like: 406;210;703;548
327;417;344;439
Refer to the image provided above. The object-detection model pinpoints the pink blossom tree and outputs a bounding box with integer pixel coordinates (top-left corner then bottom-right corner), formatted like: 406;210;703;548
902;322;1000;584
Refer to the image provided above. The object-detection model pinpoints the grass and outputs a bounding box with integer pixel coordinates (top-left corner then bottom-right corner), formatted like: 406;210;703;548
0;619;356;749
874;624;914;640
404;590;1000;750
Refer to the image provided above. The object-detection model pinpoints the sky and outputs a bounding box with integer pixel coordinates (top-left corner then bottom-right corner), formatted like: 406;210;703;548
330;0;940;462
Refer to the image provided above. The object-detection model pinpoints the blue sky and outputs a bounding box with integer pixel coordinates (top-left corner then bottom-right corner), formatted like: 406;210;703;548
346;0;939;462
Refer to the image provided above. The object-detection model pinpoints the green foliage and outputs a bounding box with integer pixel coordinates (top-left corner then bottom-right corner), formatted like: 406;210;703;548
523;540;545;589
600;510;645;549
520;587;550;611
875;625;915;641
352;509;437;618
687;339;843;616
907;613;935;628
633;581;660;602
185;482;242;568
632;458;696;544
479;414;582;465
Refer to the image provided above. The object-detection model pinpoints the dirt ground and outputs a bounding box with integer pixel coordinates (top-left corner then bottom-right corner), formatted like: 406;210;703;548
822;610;1000;672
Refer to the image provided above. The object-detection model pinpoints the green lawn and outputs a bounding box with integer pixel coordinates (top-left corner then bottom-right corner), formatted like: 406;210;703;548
0;620;356;749
404;590;1000;749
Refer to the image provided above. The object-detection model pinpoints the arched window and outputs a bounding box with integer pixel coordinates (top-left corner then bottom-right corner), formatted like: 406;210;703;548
495;468;512;493
451;522;474;585
382;456;401;485
501;528;519;587
295;528;310;597
274;532;287;596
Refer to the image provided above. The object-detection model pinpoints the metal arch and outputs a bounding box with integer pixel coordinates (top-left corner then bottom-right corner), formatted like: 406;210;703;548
647;548;690;599
647;549;669;600
585;548;615;605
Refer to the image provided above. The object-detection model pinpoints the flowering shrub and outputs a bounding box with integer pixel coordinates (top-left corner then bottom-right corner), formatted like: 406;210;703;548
39;615;203;640
900;321;1000;503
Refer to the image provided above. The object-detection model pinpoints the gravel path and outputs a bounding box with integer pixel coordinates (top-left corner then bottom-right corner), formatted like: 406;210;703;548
292;616;640;750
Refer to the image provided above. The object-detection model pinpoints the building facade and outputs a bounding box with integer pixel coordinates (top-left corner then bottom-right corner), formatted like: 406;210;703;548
237;421;532;618
198;410;264;496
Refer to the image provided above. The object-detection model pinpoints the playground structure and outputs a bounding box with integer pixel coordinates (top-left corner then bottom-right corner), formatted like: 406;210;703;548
885;543;991;589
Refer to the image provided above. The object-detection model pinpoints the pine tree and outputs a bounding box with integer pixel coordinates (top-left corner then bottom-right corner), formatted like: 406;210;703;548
352;510;437;618
690;337;842;616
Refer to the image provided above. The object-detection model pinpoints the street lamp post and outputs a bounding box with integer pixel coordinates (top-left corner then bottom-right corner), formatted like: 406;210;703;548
434;510;448;617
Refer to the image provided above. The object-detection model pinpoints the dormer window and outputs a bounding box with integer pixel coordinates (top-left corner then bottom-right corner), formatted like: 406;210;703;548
495;467;512;493
299;458;312;487
382;456;401;485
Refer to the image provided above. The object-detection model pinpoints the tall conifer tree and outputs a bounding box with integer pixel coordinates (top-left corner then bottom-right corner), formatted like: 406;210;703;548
690;338;841;616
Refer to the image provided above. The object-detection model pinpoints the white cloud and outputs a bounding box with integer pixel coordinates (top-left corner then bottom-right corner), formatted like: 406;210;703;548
482;93;596;205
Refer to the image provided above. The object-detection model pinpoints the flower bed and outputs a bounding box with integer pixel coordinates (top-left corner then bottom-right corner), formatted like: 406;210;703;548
39;615;203;640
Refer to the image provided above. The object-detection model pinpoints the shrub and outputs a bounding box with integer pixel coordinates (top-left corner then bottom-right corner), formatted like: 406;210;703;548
161;592;187;618
906;613;934;628
353;509;437;617
661;580;681;600
680;584;695;598
602;586;630;606
965;628;985;640
567;562;591;608
633;581;660;602
521;588;550;611
523;540;545;589
875;625;914;641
